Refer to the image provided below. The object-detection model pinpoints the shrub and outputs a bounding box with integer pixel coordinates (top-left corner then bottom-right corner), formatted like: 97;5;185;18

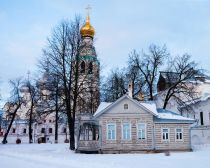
64;139;69;143
16;138;21;144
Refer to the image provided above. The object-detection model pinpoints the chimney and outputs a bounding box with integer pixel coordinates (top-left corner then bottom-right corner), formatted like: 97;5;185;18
128;82;133;98
138;92;144;101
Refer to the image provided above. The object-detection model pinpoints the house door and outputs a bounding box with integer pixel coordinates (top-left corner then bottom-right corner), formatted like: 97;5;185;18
38;137;46;143
41;137;46;143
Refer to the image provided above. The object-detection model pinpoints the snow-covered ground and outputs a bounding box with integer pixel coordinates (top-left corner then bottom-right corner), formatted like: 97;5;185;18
0;144;210;168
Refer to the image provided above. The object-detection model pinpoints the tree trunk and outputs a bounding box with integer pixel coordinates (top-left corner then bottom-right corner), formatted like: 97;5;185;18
66;104;72;149
2;104;21;144
162;87;175;109
69;55;80;150
163;98;169;109
69;119;75;150
55;88;58;143
29;102;34;143
149;85;154;100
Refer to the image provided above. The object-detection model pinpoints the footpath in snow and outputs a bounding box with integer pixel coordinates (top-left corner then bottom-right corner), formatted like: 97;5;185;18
0;143;210;168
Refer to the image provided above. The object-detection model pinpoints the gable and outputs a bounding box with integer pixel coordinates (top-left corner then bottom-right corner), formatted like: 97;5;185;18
94;95;158;118
104;98;145;115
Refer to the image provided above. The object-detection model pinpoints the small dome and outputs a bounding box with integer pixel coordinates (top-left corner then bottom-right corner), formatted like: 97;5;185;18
80;15;95;38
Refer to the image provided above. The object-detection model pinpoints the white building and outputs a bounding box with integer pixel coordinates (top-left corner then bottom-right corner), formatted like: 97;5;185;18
0;100;69;144
155;72;210;146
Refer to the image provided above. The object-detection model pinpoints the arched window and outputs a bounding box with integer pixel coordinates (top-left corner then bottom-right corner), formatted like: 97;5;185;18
88;62;93;74
80;61;85;73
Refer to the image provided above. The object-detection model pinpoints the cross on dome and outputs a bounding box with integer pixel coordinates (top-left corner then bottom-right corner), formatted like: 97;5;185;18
85;4;91;16
80;5;95;38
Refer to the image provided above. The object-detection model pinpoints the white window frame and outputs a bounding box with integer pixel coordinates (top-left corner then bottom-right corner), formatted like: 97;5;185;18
137;123;146;140
161;128;170;142
107;123;116;140
122;123;131;140
175;128;183;141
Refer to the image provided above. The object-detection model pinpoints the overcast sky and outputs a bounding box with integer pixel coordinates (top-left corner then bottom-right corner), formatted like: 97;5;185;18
1;0;210;105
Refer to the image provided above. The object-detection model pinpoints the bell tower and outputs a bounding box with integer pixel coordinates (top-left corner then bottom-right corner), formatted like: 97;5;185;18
77;9;100;114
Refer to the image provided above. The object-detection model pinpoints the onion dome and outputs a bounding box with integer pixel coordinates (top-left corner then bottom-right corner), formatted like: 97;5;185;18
80;15;95;38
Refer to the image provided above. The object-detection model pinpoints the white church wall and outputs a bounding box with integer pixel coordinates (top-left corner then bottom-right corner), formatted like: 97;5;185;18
191;127;210;147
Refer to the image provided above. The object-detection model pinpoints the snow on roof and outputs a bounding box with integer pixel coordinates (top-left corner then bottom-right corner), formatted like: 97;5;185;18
139;101;158;116
94;97;193;123
156;108;194;121
94;96;158;117
205;79;210;83
200;93;210;101
94;102;112;117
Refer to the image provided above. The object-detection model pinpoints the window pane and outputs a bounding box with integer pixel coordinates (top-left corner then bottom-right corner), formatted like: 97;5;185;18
176;128;181;132
88;62;93;74
80;61;85;73
123;123;130;140
41;128;45;133
107;124;116;140
163;129;168;133
138;123;146;139
162;129;169;140
112;130;116;139
176;128;183;140
138;124;145;129
108;131;111;139
124;104;128;109
142;130;145;139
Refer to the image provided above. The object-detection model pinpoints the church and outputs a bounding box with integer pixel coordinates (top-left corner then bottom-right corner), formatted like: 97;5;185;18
0;12;100;144
0;13;199;154
77;13;100;114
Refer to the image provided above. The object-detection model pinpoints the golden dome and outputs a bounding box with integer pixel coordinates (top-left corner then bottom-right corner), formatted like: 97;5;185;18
80;15;95;38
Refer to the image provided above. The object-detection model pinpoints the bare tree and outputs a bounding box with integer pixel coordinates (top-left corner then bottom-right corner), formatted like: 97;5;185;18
0;109;3;136
23;77;40;143
2;78;24;144
101;68;127;102
0;79;2;135
39;17;82;150
161;54;200;110
128;44;169;100
0;82;1;102
37;72;64;143
51;75;62;144
126;61;146;99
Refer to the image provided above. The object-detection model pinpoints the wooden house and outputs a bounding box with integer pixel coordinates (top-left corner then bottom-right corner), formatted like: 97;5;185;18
76;94;194;153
